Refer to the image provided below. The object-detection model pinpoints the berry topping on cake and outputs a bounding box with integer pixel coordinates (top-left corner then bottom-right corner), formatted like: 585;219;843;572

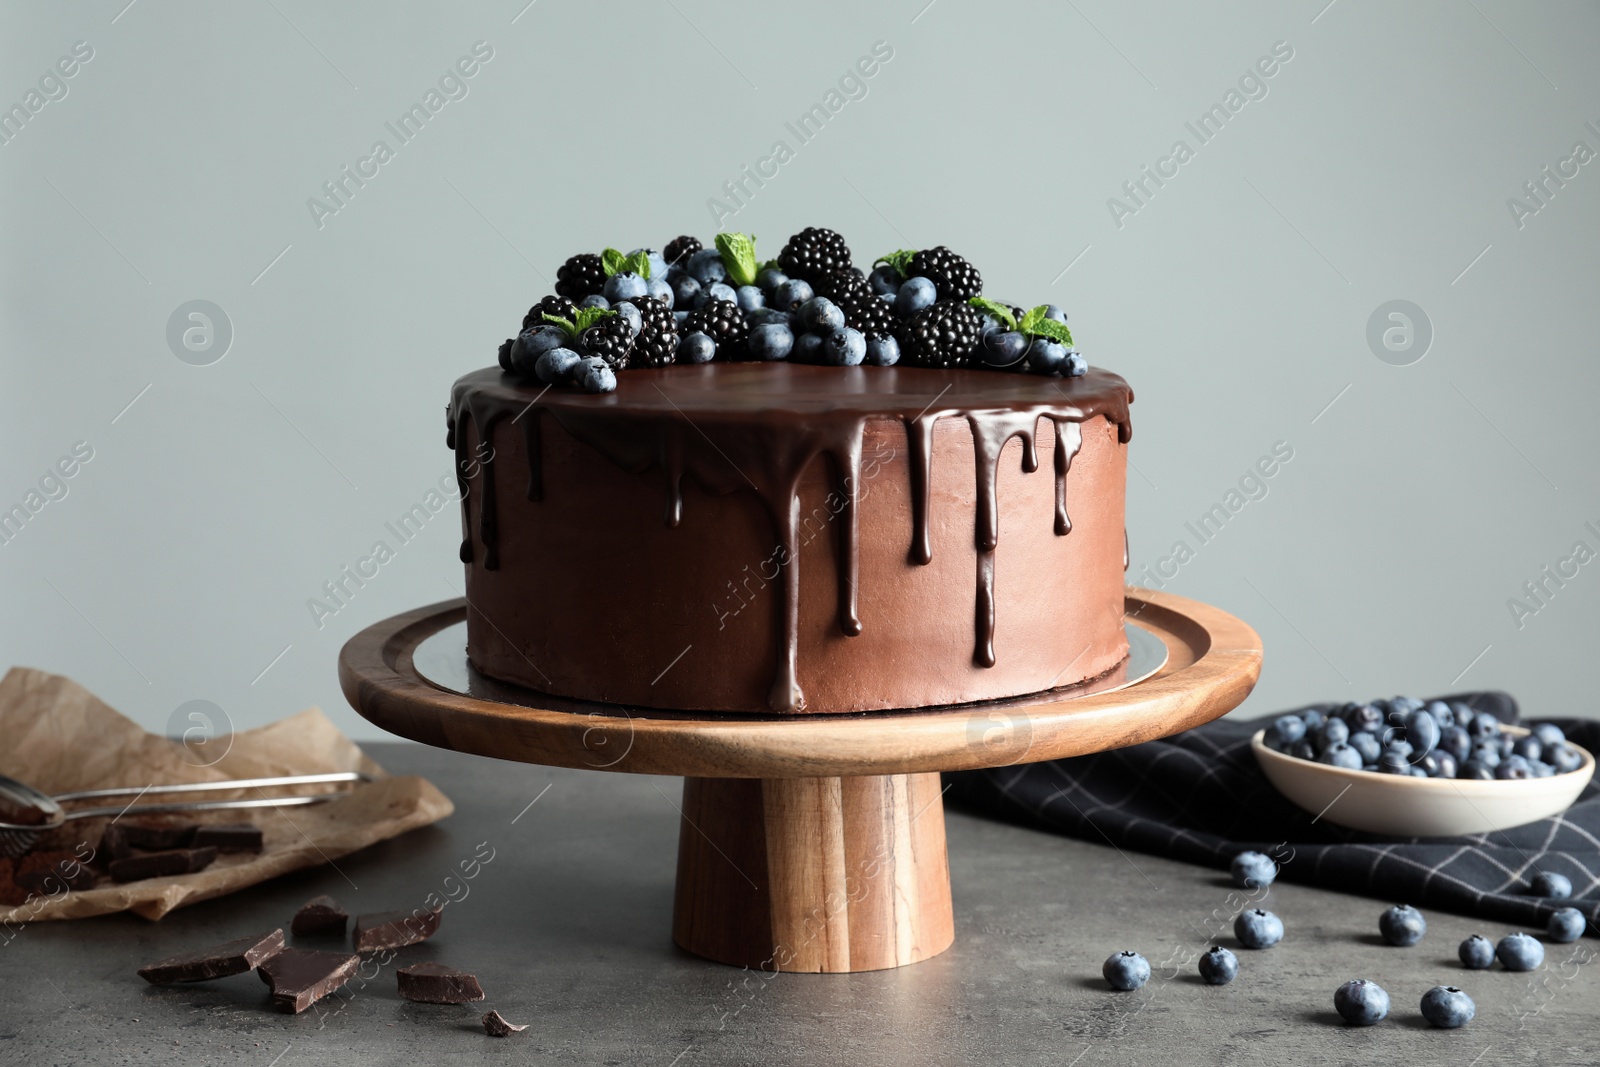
908;245;983;301
555;253;606;302
627;295;679;368
778;227;853;282
663;234;702;266
897;300;983;368
682;299;748;359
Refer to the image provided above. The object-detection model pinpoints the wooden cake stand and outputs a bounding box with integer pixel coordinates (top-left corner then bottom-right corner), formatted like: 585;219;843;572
339;587;1261;973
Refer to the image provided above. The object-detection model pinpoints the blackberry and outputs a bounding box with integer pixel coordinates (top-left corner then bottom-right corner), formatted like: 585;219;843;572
778;227;852;282
819;271;895;341
555;253;606;302
663;235;702;266
522;294;577;331
908;246;982;301
497;337;514;372
578;314;635;371
628;296;678;368
896;301;982;369
682;299;748;359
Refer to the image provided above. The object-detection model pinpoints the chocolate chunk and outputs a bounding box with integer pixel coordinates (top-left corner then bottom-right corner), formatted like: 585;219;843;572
97;824;134;862
352;908;441;952
117;823;198;850
257;948;360;1013
107;846;217;883
189;823;262;853
138;929;285;984
291;894;348;937
397;962;485;1004
15;857;95;896
482;1009;528;1037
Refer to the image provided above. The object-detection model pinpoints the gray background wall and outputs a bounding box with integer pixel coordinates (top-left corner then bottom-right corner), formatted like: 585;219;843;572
3;1;1596;741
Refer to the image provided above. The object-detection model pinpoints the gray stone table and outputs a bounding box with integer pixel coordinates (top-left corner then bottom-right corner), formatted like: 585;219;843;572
2;742;1594;1066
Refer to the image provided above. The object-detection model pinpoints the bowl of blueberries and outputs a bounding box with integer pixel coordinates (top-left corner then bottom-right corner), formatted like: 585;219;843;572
1252;697;1594;836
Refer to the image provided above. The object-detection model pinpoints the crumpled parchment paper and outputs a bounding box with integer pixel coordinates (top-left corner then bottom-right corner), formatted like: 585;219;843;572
0;667;452;922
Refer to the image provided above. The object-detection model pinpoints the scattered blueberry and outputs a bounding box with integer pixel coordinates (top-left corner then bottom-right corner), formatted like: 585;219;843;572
603;271;649;303
747;323;794;362
1198;946;1238;985
1378;904;1426;947
533;346;581;384
792;332;825;364
676;331;716;364
800;297;845;334
1231;851;1278;889
894;276;937;317
571;355;616;394
1333;979;1389;1026
1102;950;1150;991
771;278;814;312
1026;338;1067;376
685;248;726;285
1548;907;1585;943
1458;934;1494;969
511;326;568;377
1495;932;1544;971
1420;985;1475;1029
824;327;867;367
1530;872;1572;899
1234;909;1283;949
980;330;1029;368
865;335;901;367
1064;351;1088;377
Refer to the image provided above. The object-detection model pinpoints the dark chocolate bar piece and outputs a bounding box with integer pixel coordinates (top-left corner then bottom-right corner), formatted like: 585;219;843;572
352;908;441;952
291;894;348;937
138;929;285;984
97;824;134;862
118;823;199;850
108;846;217;883
482;1010;528;1037
397;962;485;1004
189;823;263;853
15;859;95;896
257;948;360;1013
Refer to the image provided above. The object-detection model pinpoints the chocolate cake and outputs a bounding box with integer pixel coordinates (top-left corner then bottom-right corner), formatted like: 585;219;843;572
451;229;1133;715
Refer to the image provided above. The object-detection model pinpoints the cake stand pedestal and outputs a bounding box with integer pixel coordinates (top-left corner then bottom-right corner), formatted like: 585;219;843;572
338;587;1260;973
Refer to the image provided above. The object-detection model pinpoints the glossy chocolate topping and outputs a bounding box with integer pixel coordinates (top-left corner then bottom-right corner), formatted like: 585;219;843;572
449;363;1133;713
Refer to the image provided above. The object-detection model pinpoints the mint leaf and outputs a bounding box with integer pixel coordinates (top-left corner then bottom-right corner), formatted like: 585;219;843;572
625;250;652;279
541;312;578;339
600;248;626;277
572;306;617;333
968;297;1016;331
875;249;917;276
1017;306;1073;345
716;232;759;288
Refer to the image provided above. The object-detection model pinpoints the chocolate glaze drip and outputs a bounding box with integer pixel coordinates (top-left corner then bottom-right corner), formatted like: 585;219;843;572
521;413;543;502
449;365;1132;712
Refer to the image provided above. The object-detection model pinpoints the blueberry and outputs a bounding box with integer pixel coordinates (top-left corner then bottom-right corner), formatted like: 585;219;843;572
1198;945;1238;985
1439;724;1471;763
1409;766;1430;777
792;332;825;364
745;323;794;362
579;294;610;310
1420;985;1475;1029
1289;739;1316;761
603;271;649;303
1230;850;1278;889
1469;712;1500;739
672;310;690;329
646;277;675;307
800;297;845;334
1026;338;1067;375
698;282;738;308
1426;700;1454;729
1318;742;1363;770
1414;752;1442;776
1548;744;1583;774
1302;709;1326;732
1040;303;1068;324
1333;979;1389;1026
1495;932;1544;971
1530;872;1572;899
1378;904;1426;947
735;285;765;313
1511;735;1543;762
676;331;716;364
1458;759;1494;780
1495;755;1533;780
1102;950;1150;991
865;335;901;367
1449;701;1476;727
1530;759;1555;778
1404;709;1440;759
1319;717;1351;750
1497;733;1516;758
771;278;814;312
894;276;937;317
1383;736;1414;760
670;273;702;308
1467;741;1501;769
612;301;643;336
627;248;669;283
1390;696;1425;717
1270;715;1307;748
1431;752;1459;779
512;325;568;377
1377;750;1411;775
1234;909;1283;949
1458;934;1494;969
1347;703;1385;734
686;248;726;285
1532;722;1566;748
824;327;867;366
868;264;902;296
756;267;788;292
981;330;1029;368
533;346;581;384
571;356;616;394
1349;731;1381;764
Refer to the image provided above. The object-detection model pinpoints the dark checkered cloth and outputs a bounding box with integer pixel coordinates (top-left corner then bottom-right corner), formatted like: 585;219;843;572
945;691;1598;931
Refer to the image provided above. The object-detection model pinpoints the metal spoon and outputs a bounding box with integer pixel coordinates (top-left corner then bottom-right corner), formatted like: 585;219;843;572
0;771;369;857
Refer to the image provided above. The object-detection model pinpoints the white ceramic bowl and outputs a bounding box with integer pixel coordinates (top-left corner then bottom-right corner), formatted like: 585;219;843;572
1252;726;1595;837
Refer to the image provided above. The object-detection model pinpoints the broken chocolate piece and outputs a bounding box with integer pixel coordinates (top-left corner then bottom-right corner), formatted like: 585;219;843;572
291;894;348;937
257;948;359;1013
117;823;198;850
482;1010;527;1037
189;823;262;853
16;859;95;896
352;908;441;952
97;824;134;862
397;962;485;1004
138;928;285;984
108;846;217;883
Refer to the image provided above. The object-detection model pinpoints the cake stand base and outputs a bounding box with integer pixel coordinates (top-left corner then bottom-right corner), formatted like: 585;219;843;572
673;773;953;973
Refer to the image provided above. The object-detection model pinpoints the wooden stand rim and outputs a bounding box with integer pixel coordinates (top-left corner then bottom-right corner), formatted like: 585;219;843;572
338;587;1261;779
